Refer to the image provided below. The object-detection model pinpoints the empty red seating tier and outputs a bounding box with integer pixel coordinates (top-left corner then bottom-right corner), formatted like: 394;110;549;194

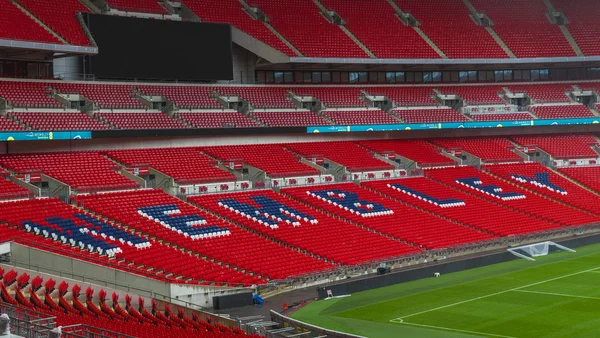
137;85;222;109
191;190;420;265
178;112;261;128
394;108;469;123
529;105;595;119
368;87;438;106
249;0;369;58
433;137;523;162
0;81;63;108
483;162;600;216
394;0;507;58
512;135;600;159
0;0;62;44
0;198;262;287
53;83;144;109
559;166;600;195
0;115;26;131
17;0;91;46
362;177;561;236
359;140;455;167
96;112;188;130
319;0;439;58
282;183;495;249
182;0;297;56
104;0;168;14
325;110;400;125
0;177;31;200
442;85;506;105
217;87;296;109
552;0;600;56
471;113;533;121
253;111;330;127
470;0;575;58
105;148;236;184
506;84;573;103
285;141;393;172
78;189;334;280
425;166;599;226
202;144;319;178
11;112;110;131
0;152;139;192
293;87;365;107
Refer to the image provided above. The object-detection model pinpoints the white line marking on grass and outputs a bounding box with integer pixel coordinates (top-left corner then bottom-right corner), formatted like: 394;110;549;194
513;289;600;300
390;265;600;324
391;320;517;338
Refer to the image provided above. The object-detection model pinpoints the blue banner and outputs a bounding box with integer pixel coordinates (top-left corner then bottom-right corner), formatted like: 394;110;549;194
0;131;92;141
307;118;600;133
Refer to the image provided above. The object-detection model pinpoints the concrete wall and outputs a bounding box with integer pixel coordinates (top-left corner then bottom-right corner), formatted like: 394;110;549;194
170;283;252;309
53;57;82;80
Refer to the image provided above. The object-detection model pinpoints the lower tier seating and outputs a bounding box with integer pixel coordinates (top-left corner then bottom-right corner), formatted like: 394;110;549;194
559;166;600;195
190;190;420;265
97;112;188;130
11;112;110;131
282;183;495;249
0;115;26;131
432;137;523;162
512;135;600;159
471;113;533;121
394;109;469;123
254;111;331;127
177;112;260;128
324;110;400;125
362;177;560;236
359;140;455;167
530;105;595;119
0;176;31;200
77;189;334;280
425;166;599;226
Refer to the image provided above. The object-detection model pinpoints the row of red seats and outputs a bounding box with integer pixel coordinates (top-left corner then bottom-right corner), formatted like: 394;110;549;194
471;113;533;121
11;112;110;131
559;166;600;195
0;115;26;131
105;0;168;14
325;110;400;125
96;112;188;130
0;0;62;44
547;0;600;56
0;177;31;201
282;182;496;249
253;111;330;127
394;108;469;123
77;189;334;280
190;190;420;265
512;135;600;159
432;137;523;162
178;112;261;128
529;105;595;119
359;139;455;167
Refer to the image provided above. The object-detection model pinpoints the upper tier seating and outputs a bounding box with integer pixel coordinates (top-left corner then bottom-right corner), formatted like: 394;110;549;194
552;0;600;56
470;0;575;57
394;0;507;58
363;177;561;236
442;85;506;105
282;183;495;249
506;84;573;103
394;108;469;123
0;176;31;200
253;111;330;127
182;0;296;56
217;87;296;109
425;166;599;226
53;83;145;109
249;0;369;58
471;113;533;121
177;112;261;128
0;115;26;131
0;270;260;338
105;148;236;184
483;162;600;216
97;112;188;130
319;0;439;58
432;137;523;162
529;105;595;119
11;112;110;131
284;141;393;172
325;110;400;125
559;166;600;194
0;0;62;44
359;139;455;167
0;152;139;192
17;0;91;46
0;198;263;287
368;87;438;106
0;81;62;108
512;135;600;159
293;87;365;107
202;144;319;177
104;0;168;14
78;189;332;280
191;190;420;265
137;85;222;109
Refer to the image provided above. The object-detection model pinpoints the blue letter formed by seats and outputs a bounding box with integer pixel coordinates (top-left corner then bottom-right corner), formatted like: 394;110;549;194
388;183;465;208
137;204;230;240
510;172;567;195
22;214;150;257
218;195;317;229
456;177;526;200
307;189;394;217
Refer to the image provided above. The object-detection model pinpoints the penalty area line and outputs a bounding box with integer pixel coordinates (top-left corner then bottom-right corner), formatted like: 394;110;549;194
512;289;600;300
390;319;517;338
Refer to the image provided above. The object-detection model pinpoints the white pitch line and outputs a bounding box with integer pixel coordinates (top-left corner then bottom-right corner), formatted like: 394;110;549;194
391;320;517;338
512;289;600;301
390;265;600;322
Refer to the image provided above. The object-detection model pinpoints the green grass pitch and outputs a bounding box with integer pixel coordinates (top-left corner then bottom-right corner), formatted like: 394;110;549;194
291;243;600;338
